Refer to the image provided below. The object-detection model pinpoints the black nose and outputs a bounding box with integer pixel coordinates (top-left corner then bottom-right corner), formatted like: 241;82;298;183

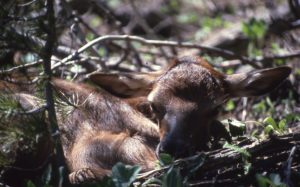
158;139;187;158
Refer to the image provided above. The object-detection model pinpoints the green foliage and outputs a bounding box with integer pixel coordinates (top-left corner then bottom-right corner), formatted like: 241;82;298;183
242;18;267;57
256;173;287;187
202;55;225;65
27;180;36;187
225;99;235;111
142;154;205;186
182;154;205;183
227;119;246;137
242;18;267;40
160;0;180;14
0;94;20;117
263;116;287;135
142;177;162;186
284;113;300;124
90;17;102;28
223;142;251;159
295;68;300;76
225;68;234;75
159;153;174;166
223;142;251;174
177;12;198;24
247;42;263;58
270;43;287;65
111;162;141;187
253;97;275;116
86;32;95;42
221;119;246;137
162;166;183;187
107;0;121;8
195;16;230;40
0;94;47;168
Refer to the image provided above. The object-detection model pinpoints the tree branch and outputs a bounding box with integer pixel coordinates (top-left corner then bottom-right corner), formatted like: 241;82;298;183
54;35;262;69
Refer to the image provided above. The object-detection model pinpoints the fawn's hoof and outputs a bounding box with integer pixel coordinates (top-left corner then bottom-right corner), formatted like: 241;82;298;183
69;168;96;184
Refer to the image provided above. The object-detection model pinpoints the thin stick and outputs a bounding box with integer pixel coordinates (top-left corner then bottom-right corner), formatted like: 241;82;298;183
55;35;261;69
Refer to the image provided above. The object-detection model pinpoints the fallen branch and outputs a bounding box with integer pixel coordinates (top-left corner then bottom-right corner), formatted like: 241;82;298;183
137;132;300;186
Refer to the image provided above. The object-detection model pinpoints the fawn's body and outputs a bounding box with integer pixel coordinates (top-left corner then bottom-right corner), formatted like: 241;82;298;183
2;56;291;184
51;79;159;183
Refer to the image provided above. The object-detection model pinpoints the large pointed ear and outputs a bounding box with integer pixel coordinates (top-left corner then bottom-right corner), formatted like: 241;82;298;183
225;66;291;97
87;71;162;98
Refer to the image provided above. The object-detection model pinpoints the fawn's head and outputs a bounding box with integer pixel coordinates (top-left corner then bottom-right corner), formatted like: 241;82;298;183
89;56;291;157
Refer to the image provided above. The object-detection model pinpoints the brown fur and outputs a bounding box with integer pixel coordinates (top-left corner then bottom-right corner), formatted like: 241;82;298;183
2;56;290;184
48;56;290;183
90;56;290;157
148;56;228;155
51;79;159;184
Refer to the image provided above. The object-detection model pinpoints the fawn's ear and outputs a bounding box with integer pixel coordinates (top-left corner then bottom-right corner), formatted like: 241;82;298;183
225;66;291;97
87;71;161;98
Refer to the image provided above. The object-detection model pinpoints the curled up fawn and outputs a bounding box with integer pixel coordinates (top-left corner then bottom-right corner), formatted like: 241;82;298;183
3;56;291;184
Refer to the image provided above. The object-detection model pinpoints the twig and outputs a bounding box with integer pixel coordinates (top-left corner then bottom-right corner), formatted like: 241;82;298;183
256;50;300;62
54;35;261;70
128;0;170;61
128;0;156;37
0;60;43;74
284;146;297;187
188;179;236;186
92;4;152;69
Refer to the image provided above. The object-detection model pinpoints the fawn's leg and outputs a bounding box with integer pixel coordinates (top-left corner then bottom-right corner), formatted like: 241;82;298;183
67;132;157;184
117;135;157;171
67;135;116;184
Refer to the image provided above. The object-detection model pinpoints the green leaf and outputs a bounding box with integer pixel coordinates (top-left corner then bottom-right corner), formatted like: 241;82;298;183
228;119;246;137
256;174;272;187
162;166;183;187
142;177;162;186
244;162;252;175
223;142;251;159
256;173;286;187
90;17;102;27
278;119;287;132
264;124;274;134
111;162;141;187
86;32;94;41
225;100;235;111
242;18;267;40
98;47;106;56
177;12;198;24
159;153;173;166
26;180;36;187
263;117;278;130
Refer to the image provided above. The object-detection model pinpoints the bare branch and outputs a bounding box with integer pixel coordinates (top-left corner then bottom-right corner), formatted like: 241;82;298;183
55;35;261;69
256;50;300;62
0;60;43;74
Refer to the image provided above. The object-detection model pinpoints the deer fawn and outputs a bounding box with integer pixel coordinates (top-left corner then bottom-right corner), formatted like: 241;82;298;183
1;56;291;184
